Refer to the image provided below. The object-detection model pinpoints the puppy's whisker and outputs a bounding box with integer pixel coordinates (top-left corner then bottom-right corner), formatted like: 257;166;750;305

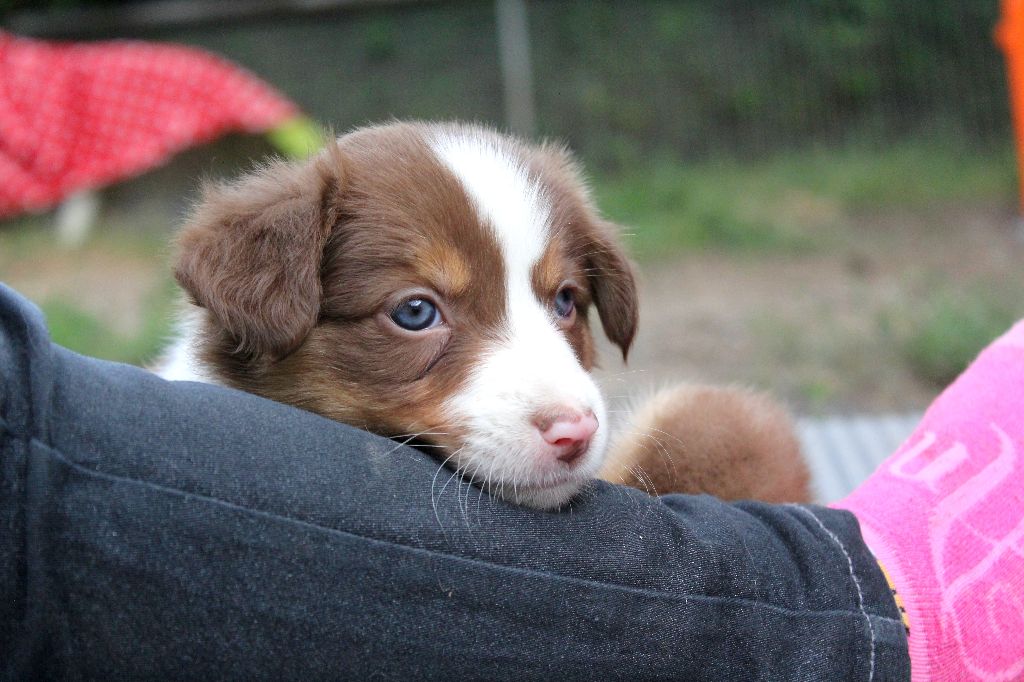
476;456;500;513
637;425;690;452
430;450;463;531
460;464;476;522
384;433;427;457
632;464;659;498
390;431;450;439
437;466;462;512
623;427;679;473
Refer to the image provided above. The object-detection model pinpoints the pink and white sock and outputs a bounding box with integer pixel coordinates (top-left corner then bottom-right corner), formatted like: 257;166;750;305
836;320;1024;681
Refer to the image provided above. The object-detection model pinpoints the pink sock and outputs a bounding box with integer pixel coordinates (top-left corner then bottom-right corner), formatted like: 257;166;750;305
836;320;1024;681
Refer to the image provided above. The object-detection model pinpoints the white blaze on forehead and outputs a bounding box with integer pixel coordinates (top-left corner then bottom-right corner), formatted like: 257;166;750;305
428;129;610;509
428;130;551;289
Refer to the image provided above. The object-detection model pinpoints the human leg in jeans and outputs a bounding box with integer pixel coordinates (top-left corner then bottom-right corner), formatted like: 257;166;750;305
2;281;912;680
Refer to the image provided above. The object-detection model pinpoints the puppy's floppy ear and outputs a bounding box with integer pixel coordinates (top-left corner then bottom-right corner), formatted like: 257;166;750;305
174;148;344;361
587;221;639;361
528;142;639;361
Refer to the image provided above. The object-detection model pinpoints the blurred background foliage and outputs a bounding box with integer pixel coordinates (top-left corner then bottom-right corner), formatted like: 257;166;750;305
3;1;1009;165
1;0;1021;410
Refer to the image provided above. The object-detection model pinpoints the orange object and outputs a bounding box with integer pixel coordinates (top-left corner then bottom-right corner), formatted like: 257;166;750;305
996;0;1024;214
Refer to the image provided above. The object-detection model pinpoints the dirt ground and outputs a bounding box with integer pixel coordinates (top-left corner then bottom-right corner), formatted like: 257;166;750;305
0;245;168;338
593;203;1024;415
3;202;1022;417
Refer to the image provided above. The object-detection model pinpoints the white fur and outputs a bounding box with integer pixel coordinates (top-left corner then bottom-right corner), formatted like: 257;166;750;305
157;307;212;383
428;130;550;274
430;129;608;508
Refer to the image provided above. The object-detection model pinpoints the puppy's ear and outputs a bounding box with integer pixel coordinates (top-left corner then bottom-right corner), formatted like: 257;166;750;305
174;149;344;361
530;142;639;360
587;222;639;361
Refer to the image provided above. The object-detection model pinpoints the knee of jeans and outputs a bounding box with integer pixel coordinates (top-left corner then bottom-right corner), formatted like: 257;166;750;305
0;285;55;440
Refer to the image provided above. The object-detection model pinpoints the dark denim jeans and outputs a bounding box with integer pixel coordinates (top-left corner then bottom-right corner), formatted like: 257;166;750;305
0;284;909;680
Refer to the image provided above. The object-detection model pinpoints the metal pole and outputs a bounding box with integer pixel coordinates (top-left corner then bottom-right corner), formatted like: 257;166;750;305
495;0;536;138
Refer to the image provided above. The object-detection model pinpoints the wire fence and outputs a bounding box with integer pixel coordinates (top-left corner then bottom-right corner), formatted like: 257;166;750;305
4;0;1012;171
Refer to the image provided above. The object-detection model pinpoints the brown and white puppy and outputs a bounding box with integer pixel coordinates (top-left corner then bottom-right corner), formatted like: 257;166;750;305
161;121;809;508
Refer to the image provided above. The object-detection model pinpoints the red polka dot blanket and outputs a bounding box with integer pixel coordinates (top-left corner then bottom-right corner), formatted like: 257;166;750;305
0;31;298;218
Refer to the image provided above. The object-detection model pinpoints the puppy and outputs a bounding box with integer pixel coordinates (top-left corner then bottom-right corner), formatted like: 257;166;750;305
161;121;809;508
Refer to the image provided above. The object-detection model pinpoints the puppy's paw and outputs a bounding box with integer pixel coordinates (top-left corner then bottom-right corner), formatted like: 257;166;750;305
600;384;811;503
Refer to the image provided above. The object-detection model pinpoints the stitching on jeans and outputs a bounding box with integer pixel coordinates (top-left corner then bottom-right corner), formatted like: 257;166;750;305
789;504;876;682
33;435;904;625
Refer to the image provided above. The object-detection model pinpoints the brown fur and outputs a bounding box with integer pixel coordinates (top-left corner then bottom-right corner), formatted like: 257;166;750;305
600;385;811;503
174;122;630;443
173;121;806;504
174;151;343;363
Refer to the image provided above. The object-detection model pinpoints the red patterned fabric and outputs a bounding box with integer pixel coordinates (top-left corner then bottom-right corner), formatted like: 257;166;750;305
0;31;299;218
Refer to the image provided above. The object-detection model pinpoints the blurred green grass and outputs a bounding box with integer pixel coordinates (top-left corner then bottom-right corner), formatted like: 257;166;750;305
594;139;1016;259
0;223;178;366
39;282;178;366
892;286;1019;386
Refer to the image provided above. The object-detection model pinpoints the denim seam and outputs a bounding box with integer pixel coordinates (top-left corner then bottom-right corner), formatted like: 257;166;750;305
35;435;905;624
790;504;876;681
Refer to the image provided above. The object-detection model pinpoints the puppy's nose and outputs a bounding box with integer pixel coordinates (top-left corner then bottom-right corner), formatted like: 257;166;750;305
533;409;598;465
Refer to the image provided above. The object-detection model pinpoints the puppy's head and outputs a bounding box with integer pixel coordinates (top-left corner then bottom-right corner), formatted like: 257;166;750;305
175;122;638;509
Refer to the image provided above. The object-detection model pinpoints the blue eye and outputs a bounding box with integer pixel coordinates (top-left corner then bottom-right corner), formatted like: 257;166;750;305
390;298;441;331
554;287;575;319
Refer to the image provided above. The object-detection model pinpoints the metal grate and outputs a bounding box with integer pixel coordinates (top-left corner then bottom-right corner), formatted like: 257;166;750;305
798;413;924;503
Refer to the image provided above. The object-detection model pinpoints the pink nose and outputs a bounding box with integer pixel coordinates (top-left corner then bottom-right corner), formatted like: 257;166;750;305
533;409;599;465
